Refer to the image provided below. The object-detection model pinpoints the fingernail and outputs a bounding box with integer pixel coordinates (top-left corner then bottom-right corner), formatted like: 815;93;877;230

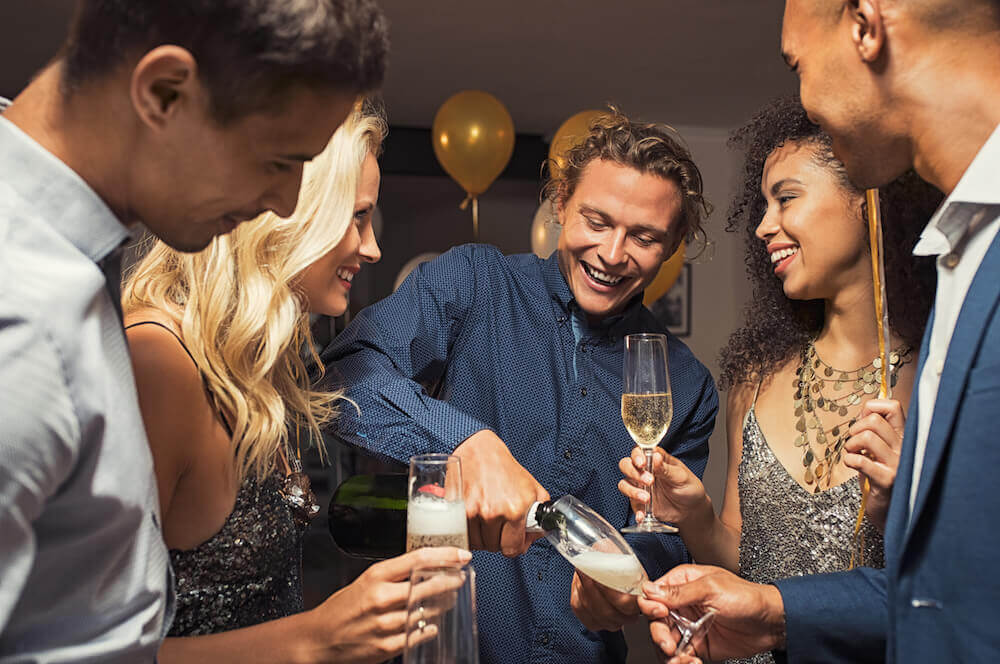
642;473;653;485
458;549;472;562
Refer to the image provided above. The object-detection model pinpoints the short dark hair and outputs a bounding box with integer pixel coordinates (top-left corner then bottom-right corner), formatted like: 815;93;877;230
543;107;712;251
718;95;943;390
60;0;389;124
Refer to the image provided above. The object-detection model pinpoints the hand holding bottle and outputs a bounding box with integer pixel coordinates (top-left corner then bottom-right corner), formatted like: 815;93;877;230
454;429;550;556
618;448;709;529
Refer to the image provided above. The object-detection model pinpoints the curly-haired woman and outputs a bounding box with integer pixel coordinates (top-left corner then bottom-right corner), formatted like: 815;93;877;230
122;102;469;663
618;97;942;662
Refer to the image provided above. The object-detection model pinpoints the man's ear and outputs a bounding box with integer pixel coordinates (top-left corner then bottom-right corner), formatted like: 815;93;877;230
848;0;886;64
130;45;199;130
554;192;568;226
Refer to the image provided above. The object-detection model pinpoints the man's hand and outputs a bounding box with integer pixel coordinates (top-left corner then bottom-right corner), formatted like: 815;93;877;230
453;430;549;557
637;564;786;662
570;571;640;632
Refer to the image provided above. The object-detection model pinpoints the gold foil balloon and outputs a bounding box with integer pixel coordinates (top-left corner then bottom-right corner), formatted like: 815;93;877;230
643;241;686;306
432;91;515;197
548;110;606;178
530;198;560;258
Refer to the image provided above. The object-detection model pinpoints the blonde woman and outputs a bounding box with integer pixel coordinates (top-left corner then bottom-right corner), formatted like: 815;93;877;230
123;103;468;663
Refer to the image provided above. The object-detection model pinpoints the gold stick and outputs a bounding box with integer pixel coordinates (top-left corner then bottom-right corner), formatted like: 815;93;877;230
851;188;892;568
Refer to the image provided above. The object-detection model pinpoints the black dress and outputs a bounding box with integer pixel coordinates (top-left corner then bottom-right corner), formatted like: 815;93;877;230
167;472;305;636
125;321;307;636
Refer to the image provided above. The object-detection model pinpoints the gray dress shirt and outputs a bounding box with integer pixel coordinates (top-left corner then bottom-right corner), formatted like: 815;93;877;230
0;111;171;661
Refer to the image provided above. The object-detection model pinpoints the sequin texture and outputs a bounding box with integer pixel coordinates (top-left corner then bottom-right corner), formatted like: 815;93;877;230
168;472;305;636
730;408;884;664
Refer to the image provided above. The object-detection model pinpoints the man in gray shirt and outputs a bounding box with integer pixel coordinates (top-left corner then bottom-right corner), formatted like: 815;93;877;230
0;2;387;661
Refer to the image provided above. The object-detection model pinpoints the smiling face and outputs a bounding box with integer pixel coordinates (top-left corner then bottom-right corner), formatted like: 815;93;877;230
556;159;684;322
780;0;912;188
136;85;357;253
755;140;869;301
295;151;382;317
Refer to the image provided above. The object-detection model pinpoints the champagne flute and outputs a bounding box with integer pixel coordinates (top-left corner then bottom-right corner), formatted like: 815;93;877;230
407;454;469;551
620;333;677;534
403;563;479;664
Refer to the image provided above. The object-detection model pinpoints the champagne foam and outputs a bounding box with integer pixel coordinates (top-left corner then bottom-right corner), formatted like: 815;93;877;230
571;551;646;595
407;495;468;536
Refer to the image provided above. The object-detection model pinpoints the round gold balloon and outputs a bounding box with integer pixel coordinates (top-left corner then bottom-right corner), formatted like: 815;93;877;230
548;110;606;178
643;241;686;306
432;91;515;197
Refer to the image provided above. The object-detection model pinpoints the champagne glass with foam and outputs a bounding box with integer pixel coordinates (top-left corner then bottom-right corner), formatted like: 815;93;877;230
620;333;677;534
407;454;469;551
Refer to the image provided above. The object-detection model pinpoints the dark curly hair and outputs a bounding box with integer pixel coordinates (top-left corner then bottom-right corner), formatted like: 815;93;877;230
718;96;943;390
543;107;712;252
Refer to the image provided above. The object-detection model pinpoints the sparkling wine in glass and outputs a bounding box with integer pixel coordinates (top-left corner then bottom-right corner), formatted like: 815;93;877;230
620;333;677;534
407;454;469;551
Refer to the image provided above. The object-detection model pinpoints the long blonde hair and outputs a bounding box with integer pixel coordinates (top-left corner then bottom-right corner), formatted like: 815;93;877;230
123;102;387;483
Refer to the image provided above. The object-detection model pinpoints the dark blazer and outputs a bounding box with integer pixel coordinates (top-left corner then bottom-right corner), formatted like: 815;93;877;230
775;227;1000;663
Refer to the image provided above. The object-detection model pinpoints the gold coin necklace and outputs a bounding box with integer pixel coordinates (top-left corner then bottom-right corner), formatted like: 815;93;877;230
792;341;910;491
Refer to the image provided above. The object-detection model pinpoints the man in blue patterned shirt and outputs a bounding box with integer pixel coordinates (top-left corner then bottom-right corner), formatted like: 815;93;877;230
324;109;719;663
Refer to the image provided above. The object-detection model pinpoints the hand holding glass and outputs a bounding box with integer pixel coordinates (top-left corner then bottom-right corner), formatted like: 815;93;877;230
403;563;479;664
620;333;676;534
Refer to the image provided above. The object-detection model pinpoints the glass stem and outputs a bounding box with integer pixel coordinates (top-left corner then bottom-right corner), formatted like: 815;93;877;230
644;448;656;522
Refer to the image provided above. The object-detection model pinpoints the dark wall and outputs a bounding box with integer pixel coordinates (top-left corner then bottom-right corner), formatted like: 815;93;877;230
347;127;550;314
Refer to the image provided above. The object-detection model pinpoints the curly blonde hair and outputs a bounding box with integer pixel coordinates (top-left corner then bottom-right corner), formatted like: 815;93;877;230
123;101;387;483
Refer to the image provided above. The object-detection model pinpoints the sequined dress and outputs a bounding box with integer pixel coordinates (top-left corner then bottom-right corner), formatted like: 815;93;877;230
731;406;884;664
167;472;306;636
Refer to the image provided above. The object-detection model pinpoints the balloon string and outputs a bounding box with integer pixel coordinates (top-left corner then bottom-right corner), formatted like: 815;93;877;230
473;197;479;241
458;194;479;241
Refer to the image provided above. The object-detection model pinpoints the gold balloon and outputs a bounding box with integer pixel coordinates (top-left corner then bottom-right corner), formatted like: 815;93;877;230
530;198;560;258
432;91;515;197
643;242;686;306
548;110;606;177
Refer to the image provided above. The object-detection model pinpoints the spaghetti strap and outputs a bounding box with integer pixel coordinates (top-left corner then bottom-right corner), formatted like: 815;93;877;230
125;320;200;371
751;375;764;408
742;375;765;428
125;320;234;437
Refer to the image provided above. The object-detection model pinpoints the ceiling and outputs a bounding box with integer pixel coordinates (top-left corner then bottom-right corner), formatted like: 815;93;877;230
0;1;797;135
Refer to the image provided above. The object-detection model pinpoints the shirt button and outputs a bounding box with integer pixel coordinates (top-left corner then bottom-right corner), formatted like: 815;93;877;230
537;571;544;581
539;633;550;646
563;449;572;460
580;387;587;397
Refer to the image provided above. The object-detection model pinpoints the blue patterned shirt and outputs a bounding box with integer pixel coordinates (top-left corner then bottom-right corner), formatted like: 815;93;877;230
323;244;718;664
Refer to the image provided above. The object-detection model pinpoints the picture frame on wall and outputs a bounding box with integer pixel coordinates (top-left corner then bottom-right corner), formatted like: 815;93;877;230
650;263;692;337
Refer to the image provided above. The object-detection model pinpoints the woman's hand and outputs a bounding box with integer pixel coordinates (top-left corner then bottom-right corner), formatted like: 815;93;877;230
307;547;471;664
844;399;906;533
618;448;709;528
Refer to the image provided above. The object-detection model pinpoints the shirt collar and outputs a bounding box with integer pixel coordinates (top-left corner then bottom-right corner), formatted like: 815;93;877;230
0;113;131;264
914;122;1000;257
539;251;644;336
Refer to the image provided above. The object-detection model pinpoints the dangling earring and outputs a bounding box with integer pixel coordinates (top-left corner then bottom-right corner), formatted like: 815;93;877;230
281;418;320;528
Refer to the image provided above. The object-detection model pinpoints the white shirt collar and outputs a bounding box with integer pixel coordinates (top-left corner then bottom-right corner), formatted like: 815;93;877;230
914;122;1000;257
